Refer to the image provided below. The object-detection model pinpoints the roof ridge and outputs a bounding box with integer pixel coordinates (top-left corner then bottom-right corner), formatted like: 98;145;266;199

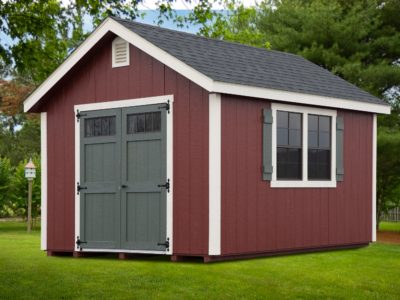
111;16;302;59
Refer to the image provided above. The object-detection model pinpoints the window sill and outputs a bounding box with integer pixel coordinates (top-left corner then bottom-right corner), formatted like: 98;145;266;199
270;180;337;188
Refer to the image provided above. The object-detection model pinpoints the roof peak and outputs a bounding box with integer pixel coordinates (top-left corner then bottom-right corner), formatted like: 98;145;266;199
109;16;301;59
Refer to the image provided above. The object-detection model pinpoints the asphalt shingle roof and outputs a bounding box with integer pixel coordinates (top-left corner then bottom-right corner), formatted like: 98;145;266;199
114;17;386;106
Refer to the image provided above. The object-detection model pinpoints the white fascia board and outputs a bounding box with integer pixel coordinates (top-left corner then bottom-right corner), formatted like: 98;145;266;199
212;82;391;115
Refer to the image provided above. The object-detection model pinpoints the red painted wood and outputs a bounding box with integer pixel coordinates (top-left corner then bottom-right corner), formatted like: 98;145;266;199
221;94;373;255
39;35;209;254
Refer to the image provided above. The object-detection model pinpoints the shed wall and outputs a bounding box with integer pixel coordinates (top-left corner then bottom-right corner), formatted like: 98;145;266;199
221;94;372;255
42;34;209;255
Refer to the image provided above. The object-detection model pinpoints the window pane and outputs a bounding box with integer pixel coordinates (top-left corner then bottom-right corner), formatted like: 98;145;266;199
308;149;330;180
127;112;161;134
137;114;145;133
319;132;330;148
308;130;318;148
145;112;154;132
85;116;116;137
153;112;161;131
319;116;330;132
308;115;318;131
277;128;288;146
289;129;301;147
289;112;301;130
127;114;137;134
277;111;288;128
277;147;302;180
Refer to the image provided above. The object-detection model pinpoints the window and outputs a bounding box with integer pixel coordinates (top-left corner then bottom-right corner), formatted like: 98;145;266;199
127;112;161;134
268;103;337;188
85;116;116;137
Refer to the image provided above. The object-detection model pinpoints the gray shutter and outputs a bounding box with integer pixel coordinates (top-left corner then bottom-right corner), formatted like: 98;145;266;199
263;109;273;181
336;116;344;181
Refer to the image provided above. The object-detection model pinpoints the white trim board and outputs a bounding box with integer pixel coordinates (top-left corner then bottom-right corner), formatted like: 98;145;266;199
208;93;221;255
74;95;174;254
81;249;166;255
372;114;377;242
23;18;390;115
40;112;47;250
270;103;337;188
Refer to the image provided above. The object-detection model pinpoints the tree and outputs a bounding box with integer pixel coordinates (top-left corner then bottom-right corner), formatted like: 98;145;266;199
0;157;11;217
197;0;400;103
377;128;400;228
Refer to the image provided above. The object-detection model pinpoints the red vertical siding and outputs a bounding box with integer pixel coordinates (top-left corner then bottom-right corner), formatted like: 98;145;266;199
221;94;373;255
41;34;209;254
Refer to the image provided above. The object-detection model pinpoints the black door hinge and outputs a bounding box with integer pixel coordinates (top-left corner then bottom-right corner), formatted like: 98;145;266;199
77;182;87;195
157;237;170;251
76;110;87;122
157;179;170;193
76;236;87;250
158;100;170;114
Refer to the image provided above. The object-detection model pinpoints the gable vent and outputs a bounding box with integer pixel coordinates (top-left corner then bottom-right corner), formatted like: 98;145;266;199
112;37;130;68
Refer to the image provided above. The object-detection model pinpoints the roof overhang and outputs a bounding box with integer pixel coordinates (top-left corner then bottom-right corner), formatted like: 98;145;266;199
23;17;391;115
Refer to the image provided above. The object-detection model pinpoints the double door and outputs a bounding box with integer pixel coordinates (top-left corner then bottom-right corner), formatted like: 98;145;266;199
79;104;167;251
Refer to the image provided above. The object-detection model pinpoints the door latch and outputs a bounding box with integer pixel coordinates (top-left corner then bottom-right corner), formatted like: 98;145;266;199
157;179;170;193
76;236;87;250
157;238;170;251
77;182;87;195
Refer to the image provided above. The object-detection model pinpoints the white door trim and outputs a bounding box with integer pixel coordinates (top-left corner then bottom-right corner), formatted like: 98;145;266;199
40;112;47;250
208;93;221;255
372;114;377;241
74;95;174;254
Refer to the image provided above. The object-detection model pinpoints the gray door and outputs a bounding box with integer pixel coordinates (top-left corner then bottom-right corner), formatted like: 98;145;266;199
79;105;167;251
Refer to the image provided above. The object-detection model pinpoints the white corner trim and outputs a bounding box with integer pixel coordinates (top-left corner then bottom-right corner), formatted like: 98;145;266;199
74;95;174;254
372;114;377;242
213;82;391;115
23;18;390;116
112;36;130;68
209;93;221;255
40;112;47;250
270;103;337;188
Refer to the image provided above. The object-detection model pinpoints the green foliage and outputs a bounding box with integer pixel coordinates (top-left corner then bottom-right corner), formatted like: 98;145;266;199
197;0;400;103
0;157;11;215
0;0;143;83
0;117;40;166
377;127;400;226
9;156;41;219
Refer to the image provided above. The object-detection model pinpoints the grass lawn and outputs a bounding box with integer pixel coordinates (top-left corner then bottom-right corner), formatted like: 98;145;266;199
0;222;399;299
380;221;400;232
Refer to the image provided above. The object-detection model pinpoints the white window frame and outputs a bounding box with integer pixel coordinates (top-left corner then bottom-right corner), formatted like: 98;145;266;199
271;103;337;188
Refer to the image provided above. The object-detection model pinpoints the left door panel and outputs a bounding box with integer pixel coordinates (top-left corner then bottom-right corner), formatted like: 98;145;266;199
79;109;121;249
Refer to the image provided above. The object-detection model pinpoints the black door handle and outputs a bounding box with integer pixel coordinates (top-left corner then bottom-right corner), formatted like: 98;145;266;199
120;184;127;189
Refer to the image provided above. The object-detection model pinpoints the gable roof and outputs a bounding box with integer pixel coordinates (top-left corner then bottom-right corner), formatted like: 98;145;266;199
24;17;390;114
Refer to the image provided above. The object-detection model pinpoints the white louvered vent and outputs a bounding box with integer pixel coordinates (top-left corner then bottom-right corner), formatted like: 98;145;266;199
112;37;130;68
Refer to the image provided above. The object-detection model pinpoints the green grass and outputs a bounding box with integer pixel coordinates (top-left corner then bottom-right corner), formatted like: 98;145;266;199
380;221;400;232
1;222;400;299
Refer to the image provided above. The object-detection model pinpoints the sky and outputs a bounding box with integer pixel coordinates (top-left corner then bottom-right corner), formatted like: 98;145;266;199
136;0;257;10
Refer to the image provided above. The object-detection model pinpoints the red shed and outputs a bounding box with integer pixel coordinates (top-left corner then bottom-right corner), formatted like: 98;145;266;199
24;17;390;262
